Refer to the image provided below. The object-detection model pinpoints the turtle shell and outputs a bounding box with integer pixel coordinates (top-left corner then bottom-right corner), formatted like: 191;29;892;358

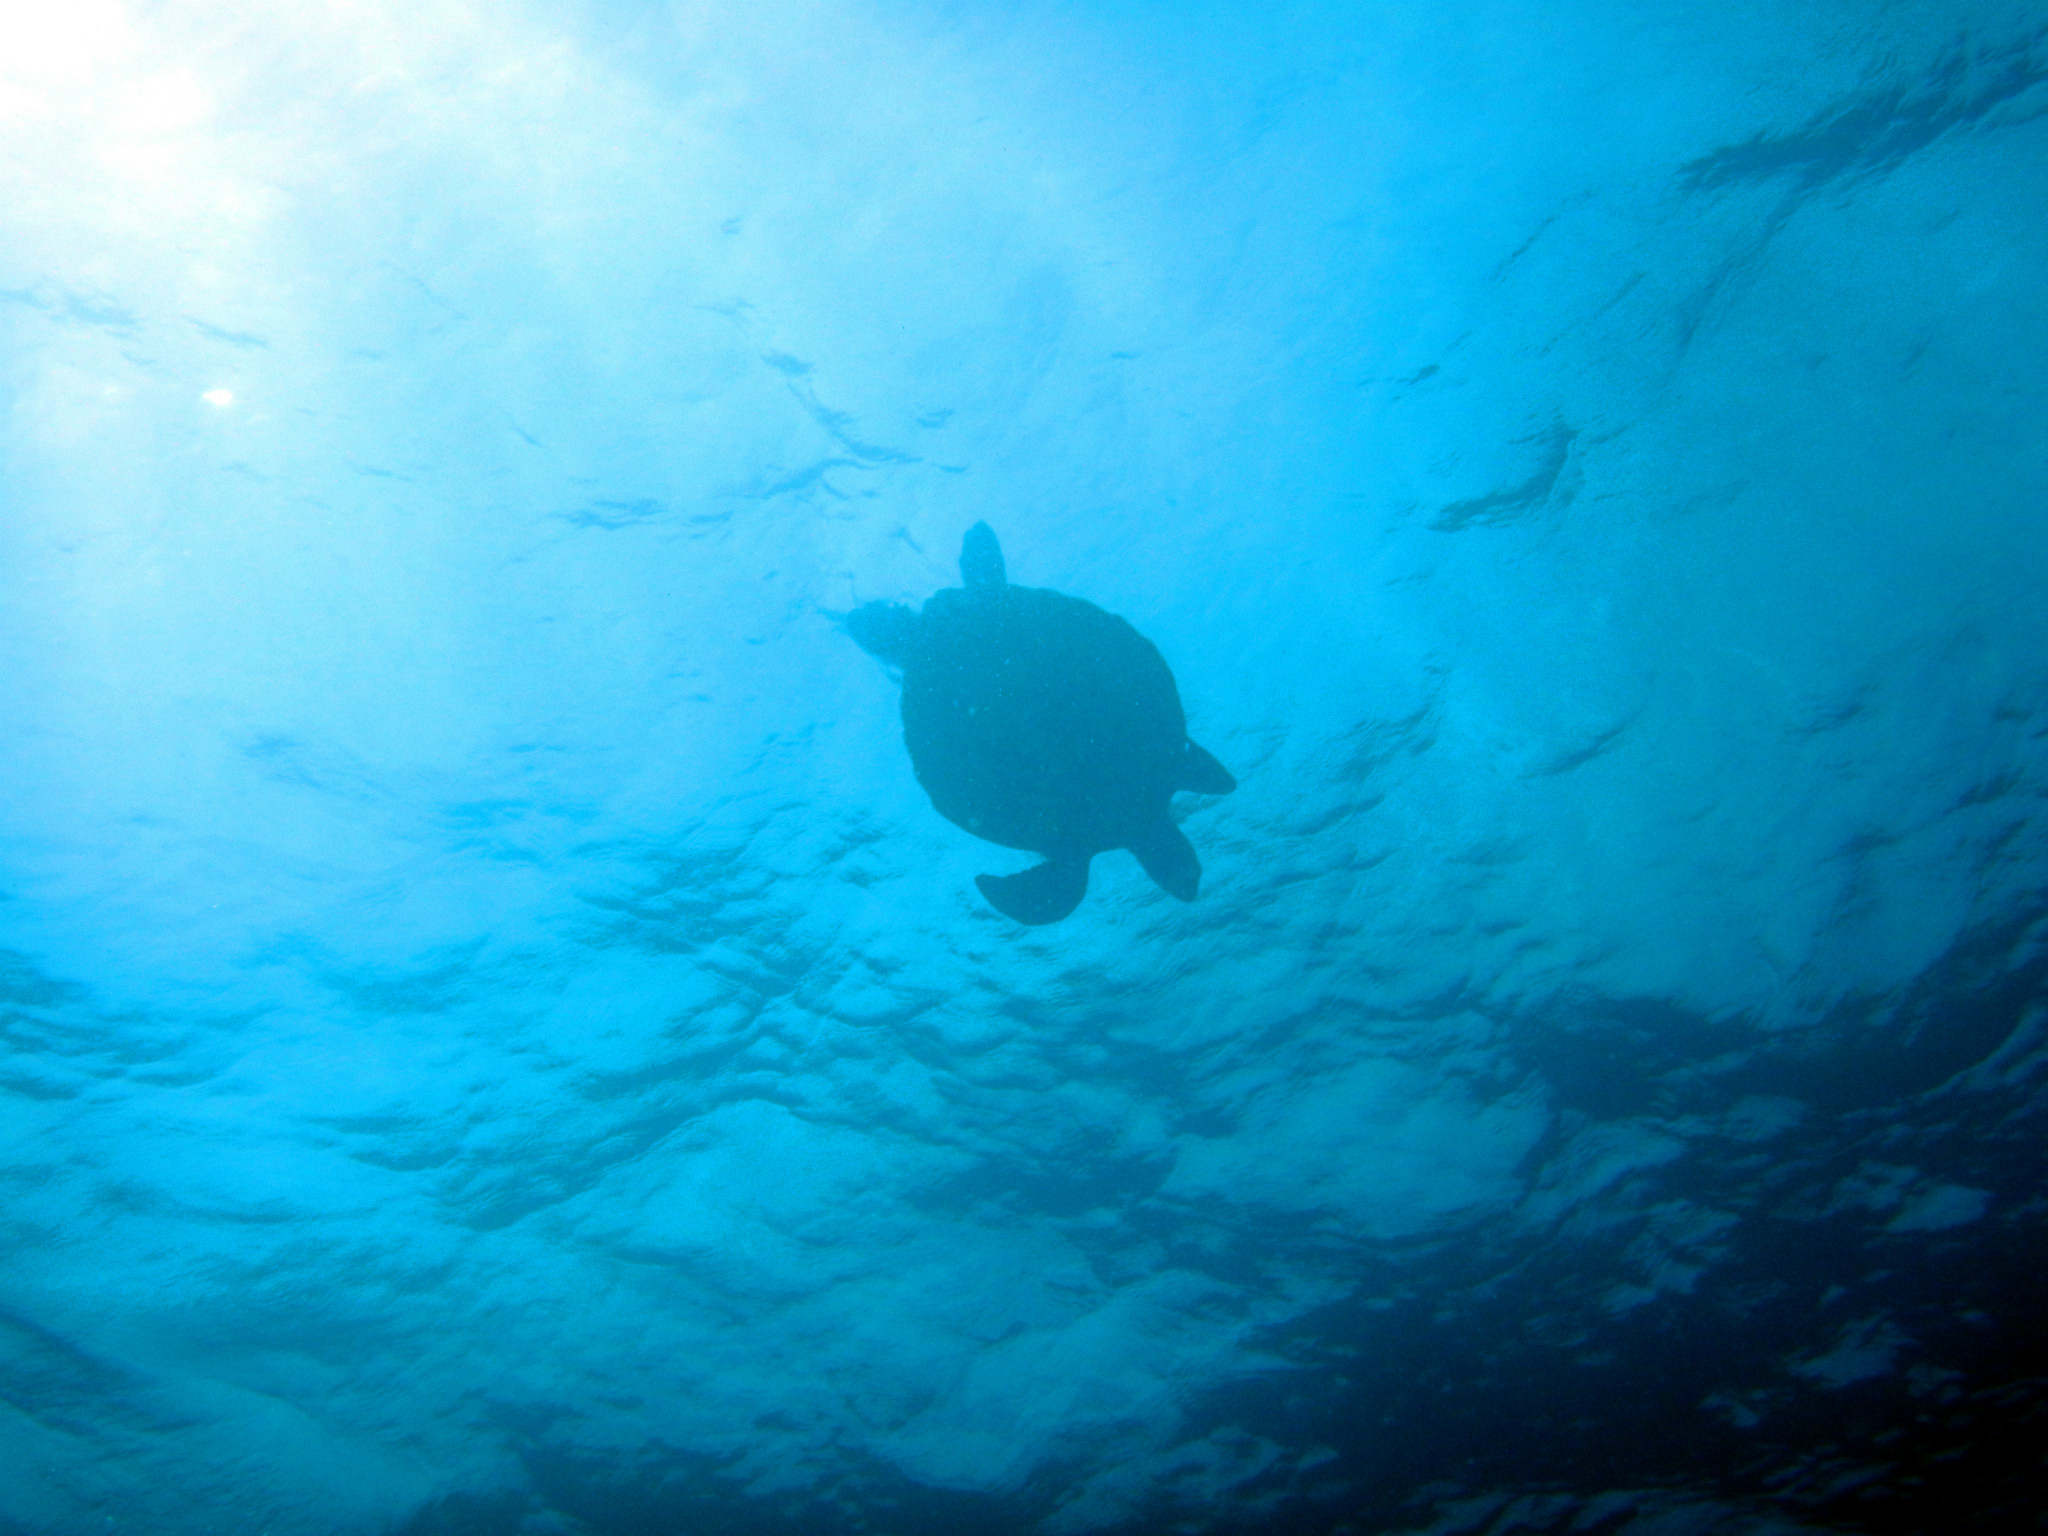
899;583;1187;857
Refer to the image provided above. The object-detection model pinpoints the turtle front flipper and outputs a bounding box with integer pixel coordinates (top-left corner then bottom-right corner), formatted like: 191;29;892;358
1129;817;1201;902
1177;739;1237;796
847;601;920;667
960;522;1007;589
976;853;1088;925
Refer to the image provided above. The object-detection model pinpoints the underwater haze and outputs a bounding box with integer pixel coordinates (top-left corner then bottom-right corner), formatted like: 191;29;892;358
3;1;2047;1532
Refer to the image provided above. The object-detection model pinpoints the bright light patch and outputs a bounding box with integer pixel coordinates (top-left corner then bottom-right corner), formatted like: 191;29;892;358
202;389;233;406
118;67;211;134
0;0;132;88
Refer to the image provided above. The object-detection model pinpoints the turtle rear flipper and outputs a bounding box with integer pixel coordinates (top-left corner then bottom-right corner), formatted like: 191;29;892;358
1129;818;1200;902
977;854;1088;925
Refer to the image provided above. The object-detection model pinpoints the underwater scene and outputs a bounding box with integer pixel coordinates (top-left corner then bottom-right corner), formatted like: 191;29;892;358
2;2;2045;1532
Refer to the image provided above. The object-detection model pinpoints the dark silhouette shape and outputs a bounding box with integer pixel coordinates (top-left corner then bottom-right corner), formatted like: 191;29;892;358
847;523;1235;924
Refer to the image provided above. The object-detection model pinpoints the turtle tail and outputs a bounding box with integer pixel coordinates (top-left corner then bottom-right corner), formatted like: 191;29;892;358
976;854;1089;925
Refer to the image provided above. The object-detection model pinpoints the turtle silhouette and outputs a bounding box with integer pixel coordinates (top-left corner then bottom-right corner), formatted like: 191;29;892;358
846;522;1236;924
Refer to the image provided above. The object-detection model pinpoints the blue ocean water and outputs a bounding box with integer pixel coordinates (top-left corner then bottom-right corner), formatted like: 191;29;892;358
3;2;2046;1531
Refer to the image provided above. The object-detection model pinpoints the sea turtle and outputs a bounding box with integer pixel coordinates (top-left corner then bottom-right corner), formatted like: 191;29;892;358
846;522;1236;924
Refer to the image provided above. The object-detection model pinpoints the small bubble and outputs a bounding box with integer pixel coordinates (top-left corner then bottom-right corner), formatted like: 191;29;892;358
202;388;233;406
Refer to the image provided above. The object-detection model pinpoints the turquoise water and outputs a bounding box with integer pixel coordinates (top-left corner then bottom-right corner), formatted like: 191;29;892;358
2;3;2045;1532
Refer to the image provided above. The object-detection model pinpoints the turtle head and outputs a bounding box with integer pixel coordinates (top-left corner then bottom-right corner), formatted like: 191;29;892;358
961;521;1006;589
846;600;921;668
